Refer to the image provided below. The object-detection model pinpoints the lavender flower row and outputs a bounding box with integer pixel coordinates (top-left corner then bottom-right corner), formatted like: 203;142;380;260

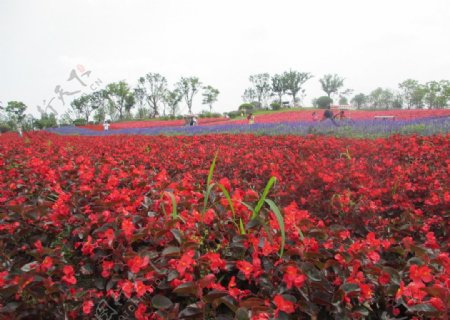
47;117;450;137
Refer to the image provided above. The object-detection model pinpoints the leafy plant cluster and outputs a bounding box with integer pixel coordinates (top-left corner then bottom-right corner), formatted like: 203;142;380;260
0;132;448;319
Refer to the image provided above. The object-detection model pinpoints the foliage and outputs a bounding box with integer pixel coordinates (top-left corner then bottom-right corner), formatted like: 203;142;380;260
270;102;281;110
202;85;220;113
70;94;99;122
316;96;333;109
137;73;168;117
351;93;369;109
34;112;58;129
320;74;345;98
249;73;271;108
72;118;87;126
104;81;135;119
239;103;255;112
164;89;183;117
176;77;202;114
282;70;312;107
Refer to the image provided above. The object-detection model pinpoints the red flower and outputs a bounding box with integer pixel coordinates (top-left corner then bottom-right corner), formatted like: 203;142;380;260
283;266;306;289
121;219;136;241
236;260;254;280
201;252;226;273
273;295;295;314
173;250;195;277
378;272;391;285
101;260;114;278
40;256;53;272
409;265;433;283
127;255;149;274
62;265;77;285
82;300;94;314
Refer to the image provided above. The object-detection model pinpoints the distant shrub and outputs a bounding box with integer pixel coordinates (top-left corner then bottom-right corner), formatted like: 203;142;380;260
73;118;87;126
270;102;281;110
227;111;242;119
238;103;255;111
316;96;333;109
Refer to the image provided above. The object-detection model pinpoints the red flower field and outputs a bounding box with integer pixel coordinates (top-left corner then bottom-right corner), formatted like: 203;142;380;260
0;132;449;319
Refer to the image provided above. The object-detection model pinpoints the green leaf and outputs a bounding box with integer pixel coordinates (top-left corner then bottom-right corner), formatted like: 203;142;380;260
162;246;180;257
207;151;218;187
165;192;178;220
340;283;360;293
151;295;173;310
173;282;198;296
239;218;246;235
407;303;437;313
218;183;236;219
265;198;285;257
252;177;276;219
202;182;216;215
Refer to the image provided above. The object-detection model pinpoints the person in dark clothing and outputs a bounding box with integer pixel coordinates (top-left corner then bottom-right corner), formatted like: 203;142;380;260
321;105;339;126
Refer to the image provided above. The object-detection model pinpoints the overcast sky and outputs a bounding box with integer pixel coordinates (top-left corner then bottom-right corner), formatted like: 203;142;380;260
1;0;449;116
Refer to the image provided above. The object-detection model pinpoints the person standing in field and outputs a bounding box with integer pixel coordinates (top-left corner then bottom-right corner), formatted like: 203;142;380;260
247;113;255;124
321;105;339;126
312;112;319;121
103;121;110;131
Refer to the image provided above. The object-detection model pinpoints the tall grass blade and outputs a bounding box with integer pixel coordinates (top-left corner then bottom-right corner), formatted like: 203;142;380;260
252;177;277;219
265;198;285;257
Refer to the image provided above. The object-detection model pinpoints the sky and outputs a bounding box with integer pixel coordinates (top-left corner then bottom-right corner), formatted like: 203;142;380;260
1;0;449;117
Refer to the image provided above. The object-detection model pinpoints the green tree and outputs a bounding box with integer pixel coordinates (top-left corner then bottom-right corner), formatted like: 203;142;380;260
138;73;168;117
104;81;135;119
315;96;333;109
202;85;220;112
176;77;202;114
242;88;257;104
70;94;99;122
369;88;395;109
249;73;271;108
422;80;450;109
35;112;58;129
399;79;420;109
319;74;345;98
283;70;312;107
436;80;450;108
351;93;368;109
164;89;183;117
271;74;287;105
5;101;27;124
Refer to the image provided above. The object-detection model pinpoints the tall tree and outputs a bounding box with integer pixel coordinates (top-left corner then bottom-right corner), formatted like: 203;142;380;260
283;70;312;106
249;73;271;108
271;74;287;105
351;93;368;109
138;73;168;117
242;88;257;104
202;85;220;112
436;80;450;108
176;77;202;114
4;101;27;125
133;87;148;119
423;81;445;109
70;94;99;122
319;74;345;98
369;88;394;109
399;79;420;109
164;89;183;117
104;81;135;119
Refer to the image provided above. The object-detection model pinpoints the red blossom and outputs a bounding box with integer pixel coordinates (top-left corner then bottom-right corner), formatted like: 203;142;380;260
273;295;295;314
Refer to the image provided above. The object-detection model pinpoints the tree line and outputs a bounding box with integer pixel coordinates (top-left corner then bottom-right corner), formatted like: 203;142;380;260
0;73;220;131
239;72;450;111
1;71;449;132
